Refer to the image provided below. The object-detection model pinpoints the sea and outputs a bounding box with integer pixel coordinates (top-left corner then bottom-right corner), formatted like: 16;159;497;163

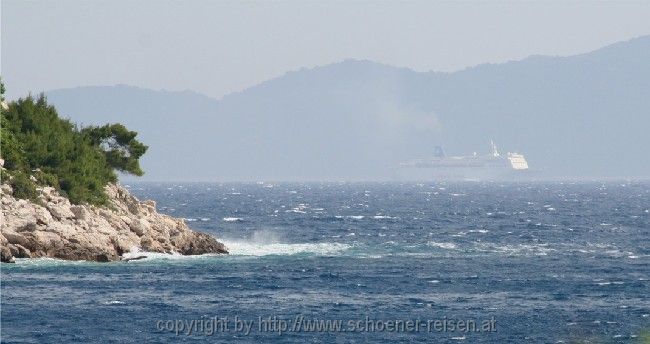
1;181;649;343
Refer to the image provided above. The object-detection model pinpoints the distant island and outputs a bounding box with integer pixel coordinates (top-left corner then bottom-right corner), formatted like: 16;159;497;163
0;80;228;263
44;35;650;180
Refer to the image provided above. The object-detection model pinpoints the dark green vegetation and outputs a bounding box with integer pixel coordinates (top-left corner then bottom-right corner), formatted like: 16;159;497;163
0;80;147;205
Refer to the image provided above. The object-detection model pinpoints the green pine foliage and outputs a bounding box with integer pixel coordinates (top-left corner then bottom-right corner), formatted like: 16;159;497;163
7;171;38;201
0;81;148;205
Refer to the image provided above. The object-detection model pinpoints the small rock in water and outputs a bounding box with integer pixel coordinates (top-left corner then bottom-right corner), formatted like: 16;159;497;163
122;255;148;262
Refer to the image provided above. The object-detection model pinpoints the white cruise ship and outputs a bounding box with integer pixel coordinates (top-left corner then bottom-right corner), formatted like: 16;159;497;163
397;140;531;181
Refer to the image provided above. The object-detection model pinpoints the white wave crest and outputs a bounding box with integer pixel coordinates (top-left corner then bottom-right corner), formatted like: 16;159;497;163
475;243;555;256
427;242;458;250
121;247;182;261
334;215;365;220
222;217;243;222
103;300;125;305
120;247;218;261
222;241;350;256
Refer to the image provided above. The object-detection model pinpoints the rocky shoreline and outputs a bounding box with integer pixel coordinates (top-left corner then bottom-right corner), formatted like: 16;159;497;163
0;183;228;263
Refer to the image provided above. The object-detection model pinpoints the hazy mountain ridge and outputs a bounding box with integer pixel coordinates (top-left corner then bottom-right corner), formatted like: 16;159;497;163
45;36;650;180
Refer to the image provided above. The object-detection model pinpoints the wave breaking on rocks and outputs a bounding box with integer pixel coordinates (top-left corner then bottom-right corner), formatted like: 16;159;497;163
0;183;228;263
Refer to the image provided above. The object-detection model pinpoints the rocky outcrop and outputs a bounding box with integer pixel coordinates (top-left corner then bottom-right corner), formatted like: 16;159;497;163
0;183;228;262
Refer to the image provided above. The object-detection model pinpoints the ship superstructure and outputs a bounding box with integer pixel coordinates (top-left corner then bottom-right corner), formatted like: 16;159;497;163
397;140;530;180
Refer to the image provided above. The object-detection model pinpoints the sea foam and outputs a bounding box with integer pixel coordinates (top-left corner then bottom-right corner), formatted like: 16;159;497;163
222;241;350;257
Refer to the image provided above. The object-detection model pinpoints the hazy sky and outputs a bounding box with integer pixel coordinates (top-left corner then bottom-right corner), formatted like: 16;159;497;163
2;0;650;100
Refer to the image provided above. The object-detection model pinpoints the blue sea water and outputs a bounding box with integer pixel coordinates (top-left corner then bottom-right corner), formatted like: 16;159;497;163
1;182;649;343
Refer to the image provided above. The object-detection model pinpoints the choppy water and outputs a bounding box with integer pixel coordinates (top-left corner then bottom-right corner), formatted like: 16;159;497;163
2;182;649;343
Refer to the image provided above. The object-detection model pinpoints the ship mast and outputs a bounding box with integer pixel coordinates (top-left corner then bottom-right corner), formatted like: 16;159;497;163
490;139;500;157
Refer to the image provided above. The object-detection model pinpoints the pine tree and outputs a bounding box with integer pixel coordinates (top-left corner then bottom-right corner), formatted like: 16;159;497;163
0;82;148;205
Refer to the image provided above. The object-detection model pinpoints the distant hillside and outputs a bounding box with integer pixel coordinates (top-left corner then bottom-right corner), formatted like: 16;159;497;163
46;86;219;181
46;36;650;180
